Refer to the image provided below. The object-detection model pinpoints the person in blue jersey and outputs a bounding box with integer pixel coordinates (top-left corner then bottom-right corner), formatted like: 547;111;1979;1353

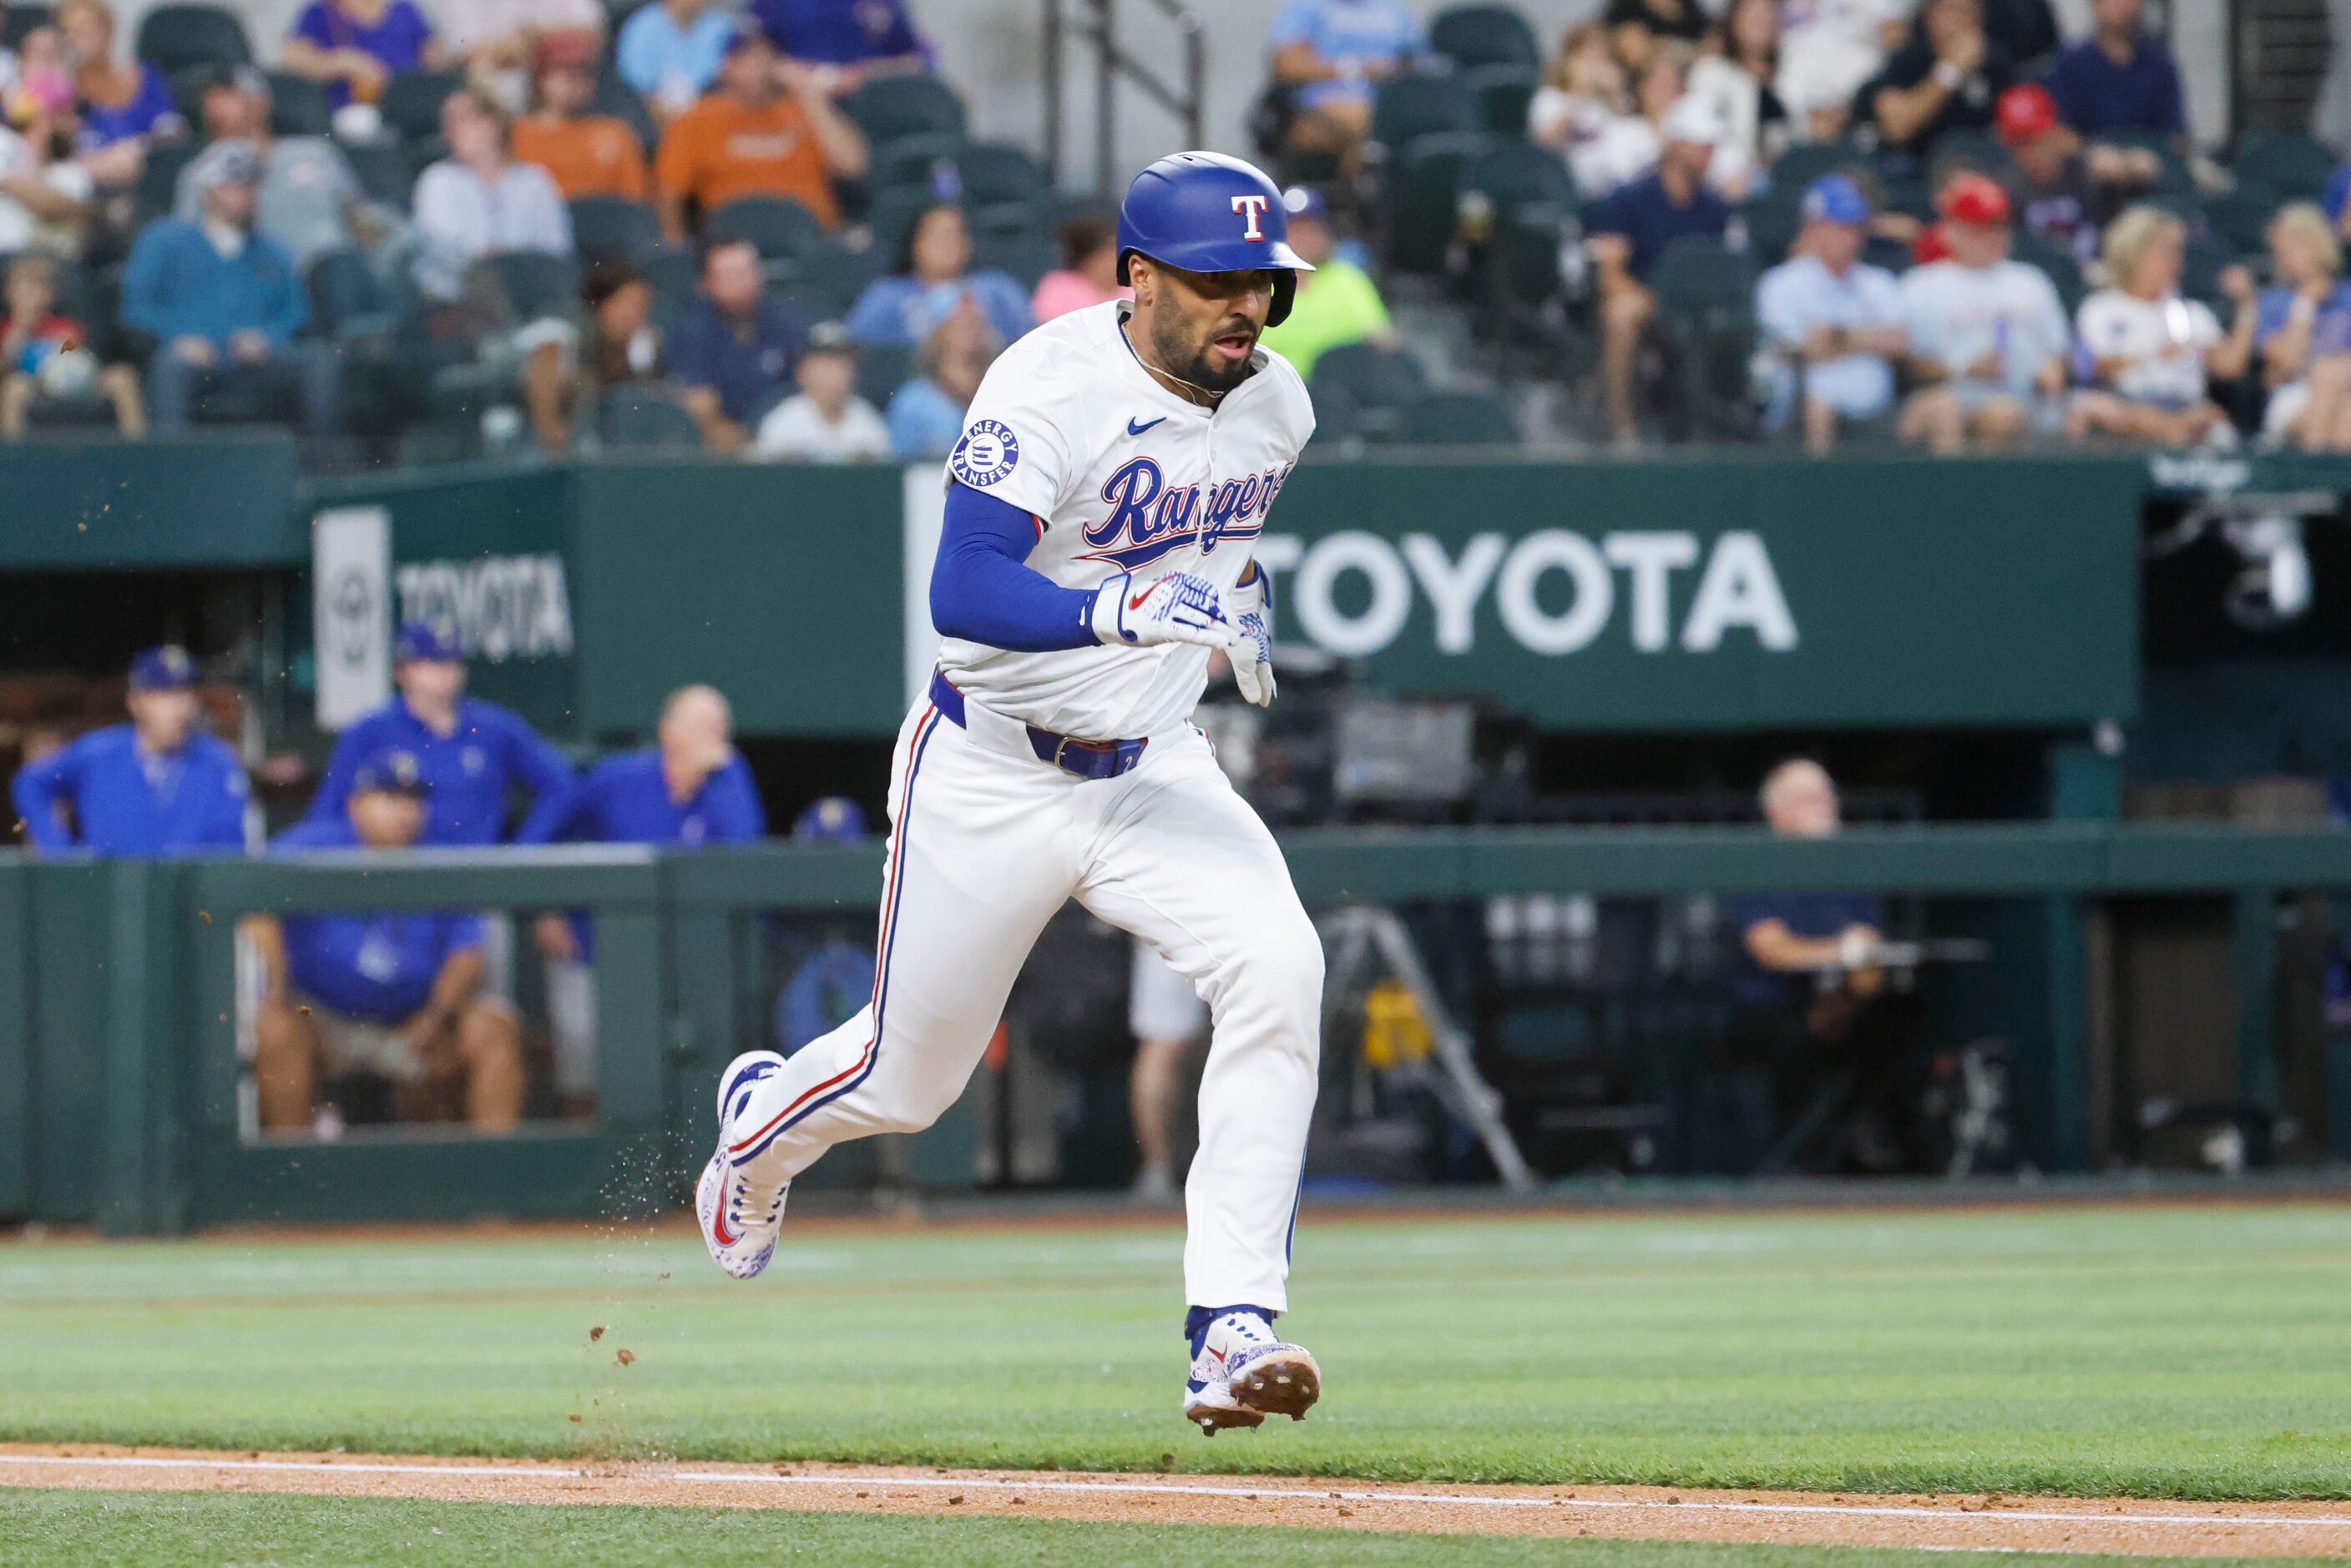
12;645;250;856
252;750;524;1134
526;685;765;1110
306;620;577;847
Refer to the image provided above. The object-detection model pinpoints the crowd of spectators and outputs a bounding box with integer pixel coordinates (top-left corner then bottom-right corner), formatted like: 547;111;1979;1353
0;0;2348;460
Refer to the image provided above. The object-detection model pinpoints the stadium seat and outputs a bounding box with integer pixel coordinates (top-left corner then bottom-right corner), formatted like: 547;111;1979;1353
381;68;465;144
1457;139;1580;352
1649;235;1761;442
2180;229;2237;306
344;140;417;208
598;385;704;449
266;70;332;137
1428;3;1541;68
2010;230;2084;314
637;245;700;326
1383;130;1489;275
787;240;882;320
1765;139;1872;195
970;231;1057;291
871;133;967;193
483;250;581;320
1310;341;1426;441
2232;129;2337;204
1399;388;1519;447
2;5;52;52
569;195;661;261
132;139;199;227
743;382;795;434
1370;74;1481;159
861;183;941;259
1461;63;1540;135
707;195;827;262
840;74;967;150
134;3;250;73
589;67;657;155
856;341;915;406
2202;187;2275;257
306;248;397;340
1925;129;2010;183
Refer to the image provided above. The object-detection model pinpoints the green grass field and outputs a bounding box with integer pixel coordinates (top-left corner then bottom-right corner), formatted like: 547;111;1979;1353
4;1201;2349;1500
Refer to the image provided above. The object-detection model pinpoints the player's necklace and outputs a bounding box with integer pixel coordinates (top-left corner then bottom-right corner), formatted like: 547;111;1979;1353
1123;321;1227;408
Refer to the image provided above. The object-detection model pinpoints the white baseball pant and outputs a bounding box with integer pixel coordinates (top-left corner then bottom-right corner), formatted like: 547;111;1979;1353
726;688;1324;1310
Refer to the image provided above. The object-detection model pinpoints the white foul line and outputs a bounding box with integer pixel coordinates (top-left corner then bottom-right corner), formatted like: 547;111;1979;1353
2;1454;2348;1532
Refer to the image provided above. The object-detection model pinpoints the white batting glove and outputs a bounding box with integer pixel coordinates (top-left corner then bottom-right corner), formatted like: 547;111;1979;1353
1225;567;1276;708
1091;571;1231;649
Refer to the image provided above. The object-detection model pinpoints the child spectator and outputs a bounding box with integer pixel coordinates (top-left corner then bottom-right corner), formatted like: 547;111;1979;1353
2068;205;2252;448
887;291;997;458
0;250;143;438
618;0;736;123
755;321;889;461
1895;172;2070;451
2046;0;2183;143
1031;211;1125;323
1267;0;1421;175
0;68;94;258
1862;0;2015;156
845;201;1032;347
1756;175;1906;453
753;0;933;95
653;26;867;240
668;235;808;452
1529;24;1632;195
512;33;649;201
283;0;442;111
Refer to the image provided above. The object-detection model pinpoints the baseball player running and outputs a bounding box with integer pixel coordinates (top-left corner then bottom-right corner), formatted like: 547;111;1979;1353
697;151;1324;1435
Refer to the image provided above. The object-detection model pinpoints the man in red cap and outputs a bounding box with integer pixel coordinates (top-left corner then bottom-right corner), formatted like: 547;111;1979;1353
1896;172;2071;453
513;31;650;201
1995;82;2157;266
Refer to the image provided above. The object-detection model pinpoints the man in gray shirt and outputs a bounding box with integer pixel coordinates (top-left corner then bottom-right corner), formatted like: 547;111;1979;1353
174;66;401;274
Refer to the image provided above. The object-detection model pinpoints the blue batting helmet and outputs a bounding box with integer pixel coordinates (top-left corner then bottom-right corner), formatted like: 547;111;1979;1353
1115;151;1313;327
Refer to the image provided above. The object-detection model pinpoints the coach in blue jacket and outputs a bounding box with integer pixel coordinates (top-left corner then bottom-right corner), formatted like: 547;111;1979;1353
12;645;251;856
307;621;577;847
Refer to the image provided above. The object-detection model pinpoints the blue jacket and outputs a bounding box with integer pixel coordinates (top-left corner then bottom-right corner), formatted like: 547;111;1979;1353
307;697;577;847
272;814;485;1024
526;748;766;848
122;219;308;351
12;725;250;856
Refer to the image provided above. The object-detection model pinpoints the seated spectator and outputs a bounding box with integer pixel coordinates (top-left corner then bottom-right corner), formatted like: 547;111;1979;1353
254;750;523;1135
1529;24;1632;193
283;0;442;112
669;235;808;451
123;146;337;440
536;255;661;453
1031;211;1126;323
844;201;1033;347
2068;205;2252;449
1267;0;1420;173
1259;185;1393;378
619;0;737;123
654;25;866;241
1757;176;1906;453
10;645;245;855
0;251;142;437
887;291;998;458
0;83;95;258
437;0;603;115
1776;0;1906;142
309;621;575;846
1992;82;2155;268
412;88;575;304
1605;0;1710;73
1561;50;1680;200
752;0;933;95
3;23;76;129
1687;0;1791;170
525;684;763;1112
2048;0;2182;140
1586;95;1732;444
2252;205;2351;450
1720;758;1905;1174
1895;171;2070;452
755;320;889;460
1862;0;2015;156
512;33;649;201
59;0;179;155
176;67;392;275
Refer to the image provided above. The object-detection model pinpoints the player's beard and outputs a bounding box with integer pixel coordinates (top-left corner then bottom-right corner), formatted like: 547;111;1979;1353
1152;309;1257;397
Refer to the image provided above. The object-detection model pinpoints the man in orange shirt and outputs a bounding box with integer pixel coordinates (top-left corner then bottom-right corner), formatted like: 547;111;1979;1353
512;33;649;201
653;24;866;242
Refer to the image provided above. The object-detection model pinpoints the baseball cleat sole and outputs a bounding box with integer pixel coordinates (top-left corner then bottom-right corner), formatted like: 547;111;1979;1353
1231;1348;1321;1422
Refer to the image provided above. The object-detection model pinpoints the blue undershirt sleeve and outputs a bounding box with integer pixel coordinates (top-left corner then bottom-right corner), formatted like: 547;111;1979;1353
929;481;1100;653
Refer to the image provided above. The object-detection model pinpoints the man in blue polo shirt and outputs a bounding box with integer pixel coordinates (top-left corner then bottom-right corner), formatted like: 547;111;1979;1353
255;750;524;1133
307;621;576;847
525;685;765;1110
13;645;251;856
752;0;930;94
2046;0;2185;142
668;238;810;452
1587;95;1732;446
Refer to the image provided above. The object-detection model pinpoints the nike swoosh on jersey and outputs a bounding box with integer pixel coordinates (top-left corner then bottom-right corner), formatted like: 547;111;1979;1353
1127;415;1167;435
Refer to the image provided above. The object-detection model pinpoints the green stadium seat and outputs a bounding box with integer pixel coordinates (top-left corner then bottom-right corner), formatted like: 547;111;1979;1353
785;240;882;320
2233;129;2337;204
1649;235;1761;442
1461;63;1540;136
871;133;968;192
970;232;1057;292
1400;388;1519;446
857;341;915;406
266;71;332;137
1310;341;1427;441
569;195;661;262
1371;74;1481;157
381;68;465;145
1384;130;1489;275
598;386;704;450
1431;3;1540;68
2;5;52;51
135;3;250;73
483;250;580;321
841;75;967;150
306;248;397;340
2010;230;2084;314
345;140;417;208
706;196;827;262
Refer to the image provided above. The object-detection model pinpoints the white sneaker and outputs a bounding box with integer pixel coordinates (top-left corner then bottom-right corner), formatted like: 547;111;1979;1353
697;1050;791;1281
1181;1309;1321;1434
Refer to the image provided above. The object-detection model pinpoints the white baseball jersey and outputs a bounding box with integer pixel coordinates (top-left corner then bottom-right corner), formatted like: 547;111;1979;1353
939;301;1316;741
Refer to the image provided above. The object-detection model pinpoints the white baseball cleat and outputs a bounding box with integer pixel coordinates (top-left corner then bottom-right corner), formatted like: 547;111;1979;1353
1181;1309;1321;1434
697;1050;791;1281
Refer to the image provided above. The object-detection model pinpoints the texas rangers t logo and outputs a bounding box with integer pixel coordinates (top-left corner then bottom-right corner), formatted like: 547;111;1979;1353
1231;194;1269;240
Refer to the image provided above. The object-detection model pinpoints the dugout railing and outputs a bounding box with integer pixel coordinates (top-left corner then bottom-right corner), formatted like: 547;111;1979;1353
2;821;2345;1233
